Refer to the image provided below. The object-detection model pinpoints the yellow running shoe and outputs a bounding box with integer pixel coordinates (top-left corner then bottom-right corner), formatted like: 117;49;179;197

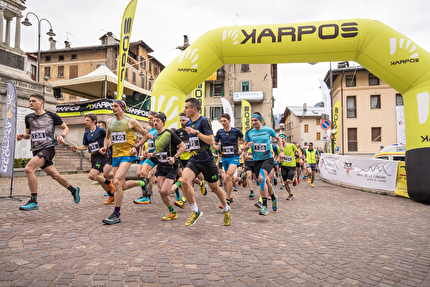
162;211;177;221
224;208;231;226
200;181;208;196
185;210;202;227
174;198;186;209
104;195;115;205
311;183;314;187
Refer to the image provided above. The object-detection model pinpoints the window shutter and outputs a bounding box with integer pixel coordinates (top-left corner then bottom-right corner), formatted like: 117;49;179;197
221;83;224;96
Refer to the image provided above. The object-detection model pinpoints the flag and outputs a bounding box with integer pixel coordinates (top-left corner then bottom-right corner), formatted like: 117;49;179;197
319;79;331;120
241;99;251;134
191;82;205;116
221;98;234;127
117;0;138;100
332;101;340;151
1;81;17;176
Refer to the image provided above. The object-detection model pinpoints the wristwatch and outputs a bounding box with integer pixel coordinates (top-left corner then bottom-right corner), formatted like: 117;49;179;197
195;130;200;135
174;155;179;160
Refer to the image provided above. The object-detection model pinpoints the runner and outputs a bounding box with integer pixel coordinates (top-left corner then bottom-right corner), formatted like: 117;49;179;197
213;114;244;207
16;94;80;211
147;112;186;221
181;98;231;227
243;146;255;198
97;121;113;183
279;134;297;200
303;142;320;188
294;142;303;185
244;112;284;216
100;100;150;224
70;114;115;205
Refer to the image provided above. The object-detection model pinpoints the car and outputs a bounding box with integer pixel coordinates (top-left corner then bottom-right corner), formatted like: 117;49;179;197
373;144;405;161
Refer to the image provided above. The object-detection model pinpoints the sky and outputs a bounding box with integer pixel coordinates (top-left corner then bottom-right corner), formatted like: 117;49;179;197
16;0;430;115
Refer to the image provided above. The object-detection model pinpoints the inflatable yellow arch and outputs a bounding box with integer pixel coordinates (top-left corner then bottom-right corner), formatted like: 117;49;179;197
151;18;430;203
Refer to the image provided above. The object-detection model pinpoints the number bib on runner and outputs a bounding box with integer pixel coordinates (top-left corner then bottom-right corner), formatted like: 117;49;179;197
111;132;127;144
88;142;100;153
156;152;168;163
222;146;234;155
147;141;155;150
283;156;293;163
254;143;267;152
189;137;201;150
31;130;46;142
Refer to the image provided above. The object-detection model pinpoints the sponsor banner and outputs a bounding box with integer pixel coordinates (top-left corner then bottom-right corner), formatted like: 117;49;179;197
319;153;398;191
117;0;138;100
221;98;234;127
206;72;217;81
319;79;331;120
56;99;149;121
233;91;263;102
1;81;17;176
332;101;340;152
191;82;205;116
395;161;409;198
396;106;406;145
241;100;251;134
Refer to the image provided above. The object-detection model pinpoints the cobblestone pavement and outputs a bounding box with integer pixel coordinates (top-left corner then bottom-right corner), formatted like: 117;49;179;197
0;173;429;286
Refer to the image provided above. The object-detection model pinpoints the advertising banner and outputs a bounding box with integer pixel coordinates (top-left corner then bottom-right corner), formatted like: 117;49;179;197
1;81;17;176
191;82;205;116
332;101;340;152
117;0;138;100
241;99;251;134
221;98;234;127
319;153;398;191
319;79;331;120
395;161;409;198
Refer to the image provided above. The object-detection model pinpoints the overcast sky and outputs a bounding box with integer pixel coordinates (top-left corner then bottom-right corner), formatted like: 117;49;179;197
17;0;430;115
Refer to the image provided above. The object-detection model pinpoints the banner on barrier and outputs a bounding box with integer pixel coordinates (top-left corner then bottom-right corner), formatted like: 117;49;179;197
319;154;398;191
395;162;409;198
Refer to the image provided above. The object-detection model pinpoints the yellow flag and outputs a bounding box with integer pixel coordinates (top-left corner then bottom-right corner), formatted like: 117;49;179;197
332;101;340;152
191;82;205;116
242;99;251;134
117;0;138;100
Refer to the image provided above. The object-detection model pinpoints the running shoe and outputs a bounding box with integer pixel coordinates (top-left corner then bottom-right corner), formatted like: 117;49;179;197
19;200;39;211
174;187;181;201
311;183;314;188
307;177;311;183
185;210;202;227
242;178;247;188
287;194;294;200
255;201;263;209
297;178;300;184
104;195;115;205
107;181;115;195
233;186;238;191
174;198;186;209
134;196;150;204
259;206;268;216
280;184;285;190
162;211;177;221
293;178;297;186
273;177;278;186
104;193;109;196
200;181;208;196
219;198;232;209
102;213;121;225
224;207;231;226
272;194;278;211
73;187;80;204
249;190;254;198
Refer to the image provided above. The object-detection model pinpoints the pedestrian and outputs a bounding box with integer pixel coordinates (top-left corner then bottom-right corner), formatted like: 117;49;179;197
16;94;80;211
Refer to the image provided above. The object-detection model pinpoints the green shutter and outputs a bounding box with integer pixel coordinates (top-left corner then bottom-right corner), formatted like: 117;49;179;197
210;84;213;97
221;83;224;96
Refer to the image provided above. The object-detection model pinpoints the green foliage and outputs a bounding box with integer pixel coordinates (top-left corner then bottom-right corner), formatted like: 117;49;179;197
14;158;32;168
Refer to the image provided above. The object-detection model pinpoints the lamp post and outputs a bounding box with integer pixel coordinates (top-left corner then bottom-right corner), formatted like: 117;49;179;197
22;12;56;82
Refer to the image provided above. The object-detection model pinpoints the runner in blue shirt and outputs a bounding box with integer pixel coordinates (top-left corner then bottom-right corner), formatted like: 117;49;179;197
181;98;231;227
244;112;284;216
214;113;244;206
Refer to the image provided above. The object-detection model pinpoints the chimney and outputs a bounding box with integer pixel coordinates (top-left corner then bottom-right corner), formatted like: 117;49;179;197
49;37;56;50
64;41;71;49
303;103;307;113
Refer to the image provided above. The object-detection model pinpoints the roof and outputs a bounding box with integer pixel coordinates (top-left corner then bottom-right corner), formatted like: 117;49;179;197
280;106;324;122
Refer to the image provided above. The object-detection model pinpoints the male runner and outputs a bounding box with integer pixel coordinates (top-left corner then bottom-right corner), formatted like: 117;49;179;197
279;134;297;200
244;112;283;216
70;114;115;205
214;113;244;206
17;94;80;211
181;98;230;226
303;142;320;188
100;100;150;224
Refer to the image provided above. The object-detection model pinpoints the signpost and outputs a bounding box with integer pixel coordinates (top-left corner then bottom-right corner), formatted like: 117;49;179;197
320;119;331;130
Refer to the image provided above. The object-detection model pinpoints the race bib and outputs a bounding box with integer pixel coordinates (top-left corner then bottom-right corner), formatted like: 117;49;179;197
31;130;46;142
189;137;201;150
147;141;155;150
156;152;168;163
111;132;126;144
222;146;234;155
254;143;267;152
283;156;293;163
88;142;100;153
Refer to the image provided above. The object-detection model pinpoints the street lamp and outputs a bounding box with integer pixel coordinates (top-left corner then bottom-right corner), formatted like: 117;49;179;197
22;12;56;82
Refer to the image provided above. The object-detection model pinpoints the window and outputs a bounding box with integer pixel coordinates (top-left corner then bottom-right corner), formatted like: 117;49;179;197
57;66;64;78
396;94;404;106
241;81;249;92
44;67;51;78
345;75;356;87
348;128;358;152
30;65;36;81
69;65;78;79
71;54;77;60
304;124;309;133
132;71;136;84
372;127;382;142
140;56;145;69
210;83;224;97
210;106;224;120
45;56;51;62
141;75;146;89
58;55;64;61
154;66;159;76
369;74;379;86
347;96;357;118
371;95;381;109
148;81;152;91
148;62;152;73
316;132;321;140
241;64;250;72
124;67;128;80
316;118;320;125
